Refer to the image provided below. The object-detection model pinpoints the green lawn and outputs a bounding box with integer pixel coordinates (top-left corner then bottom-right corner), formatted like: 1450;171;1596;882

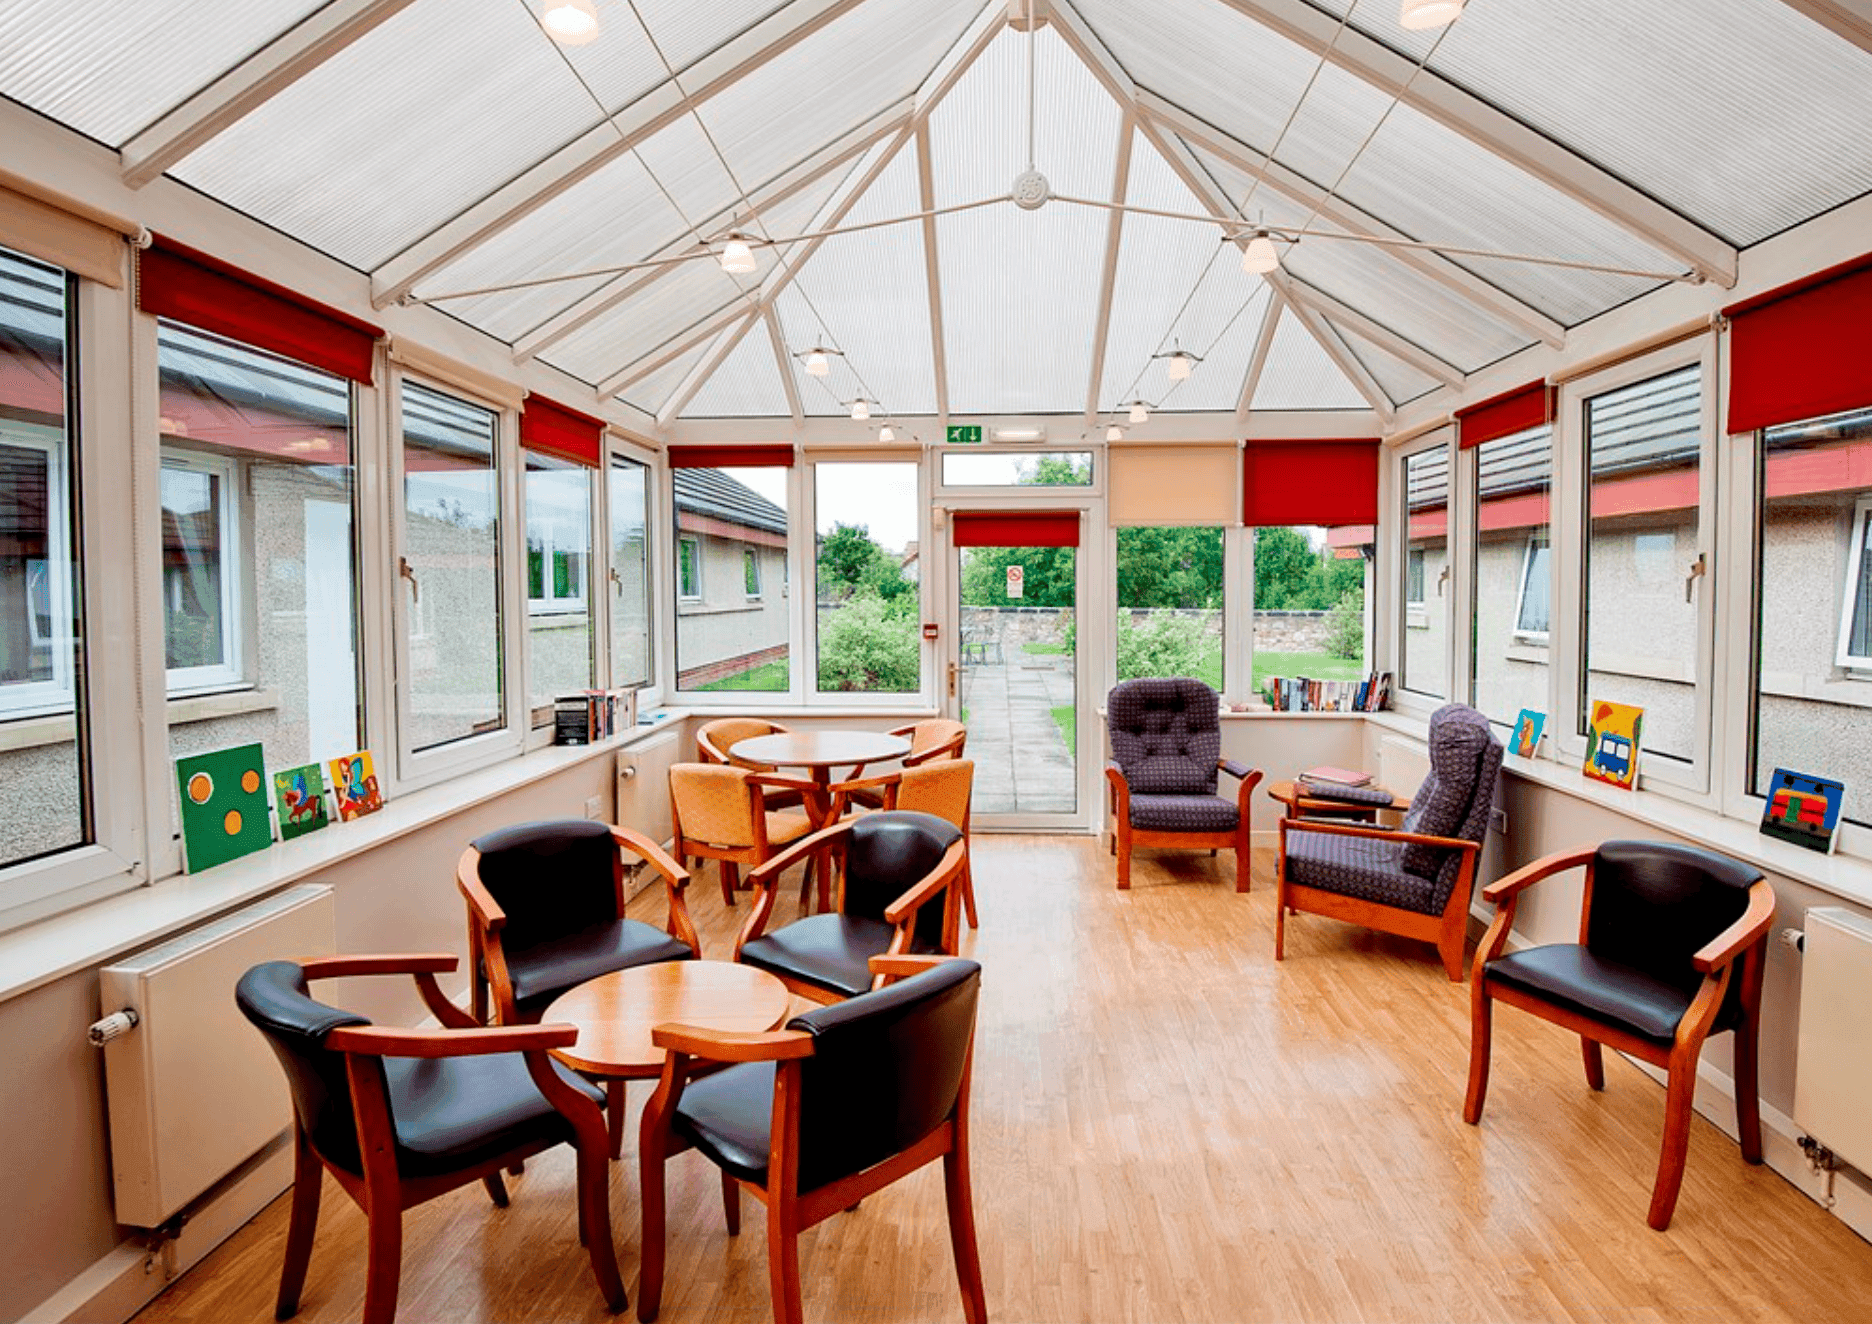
692;660;789;692
1022;642;1070;656
1252;650;1365;691
1050;704;1076;758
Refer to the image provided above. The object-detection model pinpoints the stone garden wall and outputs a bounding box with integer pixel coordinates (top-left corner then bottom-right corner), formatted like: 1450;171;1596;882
958;606;1332;652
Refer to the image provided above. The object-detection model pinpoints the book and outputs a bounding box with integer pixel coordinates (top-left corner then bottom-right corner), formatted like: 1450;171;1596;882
273;762;330;841
1511;709;1546;758
175;743;274;872
1300;765;1373;788
328;750;385;821
1759;768;1845;854
1582;700;1643;790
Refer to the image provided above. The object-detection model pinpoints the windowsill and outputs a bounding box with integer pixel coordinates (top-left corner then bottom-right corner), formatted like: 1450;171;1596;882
676;602;772;617
526;611;590;629
1758;672;1872;711
0;688;281;751
1504;643;1549;664
0;718;679;1007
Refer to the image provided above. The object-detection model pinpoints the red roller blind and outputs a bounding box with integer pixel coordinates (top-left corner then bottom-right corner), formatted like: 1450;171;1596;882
1725;252;1872;434
1241;439;1379;526
137;234;381;384
950;510;1081;547
666;444;796;468
1456;380;1553;449
519;395;607;467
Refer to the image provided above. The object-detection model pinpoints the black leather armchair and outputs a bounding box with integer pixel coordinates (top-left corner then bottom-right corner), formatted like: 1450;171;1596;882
458;820;700;1025
734;811;966;1003
235;954;624;1324
635;955;986;1324
1464;840;1776;1230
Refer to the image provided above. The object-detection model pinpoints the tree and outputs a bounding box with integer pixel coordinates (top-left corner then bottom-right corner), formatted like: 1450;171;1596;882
1115;527;1223;608
817;590;920;691
960;545;1075;606
817;522;884;599
1253;525;1322;609
1023;454;1093;485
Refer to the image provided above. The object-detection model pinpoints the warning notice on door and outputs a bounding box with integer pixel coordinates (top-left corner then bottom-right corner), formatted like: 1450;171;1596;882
1006;565;1024;599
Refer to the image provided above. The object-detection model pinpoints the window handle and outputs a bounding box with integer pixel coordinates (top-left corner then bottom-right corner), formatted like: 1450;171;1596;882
1435;565;1451;597
399;555;419;604
1684;552;1705;604
610;567;623;596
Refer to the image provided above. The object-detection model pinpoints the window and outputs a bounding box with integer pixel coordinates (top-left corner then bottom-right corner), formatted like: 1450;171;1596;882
1581;363;1702;764
1754;407;1872;828
815;461;920;695
398;381;503;755
1471;424;1553;727
608;456;652;690
940;450;1094;487
158;322;361;778
675;465;790;693
0;246;86;868
524;452;594;719
1400;444;1450;699
1250;526;1366;695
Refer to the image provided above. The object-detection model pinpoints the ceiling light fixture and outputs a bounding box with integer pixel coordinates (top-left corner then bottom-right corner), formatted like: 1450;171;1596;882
1241;229;1281;274
1400;0;1466;30
1153;344;1202;383
1125;400;1151;425
878;425;897;442
992;425;1047;442
719;236;758;275
795;345;842;376
1106;423;1125;442
541;0;600;45
849;398;872;421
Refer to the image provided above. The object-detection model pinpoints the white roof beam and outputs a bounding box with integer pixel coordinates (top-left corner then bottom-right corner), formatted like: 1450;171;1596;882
370;0;872;307
512;101;910;363
765;307;806;426
1275;273;1464;389
915;123;951;425
1271;282;1395;424
1083;111;1135;424
120;0;424;187
1776;1;1872;55
1136;95;1565;350
658;313;759;427
599;303;748;397
1235;289;1283;424
1046;1;1138;102
1207;0;1737;287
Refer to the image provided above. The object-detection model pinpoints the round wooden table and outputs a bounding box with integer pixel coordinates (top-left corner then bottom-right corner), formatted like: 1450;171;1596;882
731;729;913;816
544;961;792;1157
1265;777;1399;823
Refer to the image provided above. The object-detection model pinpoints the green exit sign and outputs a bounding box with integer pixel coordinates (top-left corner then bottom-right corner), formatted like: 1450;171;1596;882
946;424;982;445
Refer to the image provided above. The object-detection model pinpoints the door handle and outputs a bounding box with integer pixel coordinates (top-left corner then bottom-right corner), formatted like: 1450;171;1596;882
1684;552;1705;604
947;662;957;697
399;555;419;604
1435;564;1451;597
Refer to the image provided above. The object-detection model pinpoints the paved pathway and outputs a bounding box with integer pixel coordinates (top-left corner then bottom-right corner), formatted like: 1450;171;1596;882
960;645;1078;815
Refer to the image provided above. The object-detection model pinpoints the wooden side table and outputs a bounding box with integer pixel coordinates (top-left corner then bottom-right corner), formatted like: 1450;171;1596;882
1265;778;1405;824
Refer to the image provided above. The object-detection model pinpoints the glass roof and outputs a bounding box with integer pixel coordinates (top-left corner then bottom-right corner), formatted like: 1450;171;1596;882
683;318;793;417
1252;308;1369;412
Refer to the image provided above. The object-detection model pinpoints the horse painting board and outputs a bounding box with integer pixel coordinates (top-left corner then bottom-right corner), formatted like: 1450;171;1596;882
273;762;330;840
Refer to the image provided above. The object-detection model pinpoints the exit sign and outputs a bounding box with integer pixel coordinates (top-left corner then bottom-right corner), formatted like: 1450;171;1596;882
947;424;982;445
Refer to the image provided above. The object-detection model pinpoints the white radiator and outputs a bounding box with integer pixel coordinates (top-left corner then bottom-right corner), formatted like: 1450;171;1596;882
98;884;335;1228
1794;906;1872;1176
617;728;684;848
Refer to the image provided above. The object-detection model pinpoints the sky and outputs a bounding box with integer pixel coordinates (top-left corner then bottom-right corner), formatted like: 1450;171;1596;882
723;462;920;554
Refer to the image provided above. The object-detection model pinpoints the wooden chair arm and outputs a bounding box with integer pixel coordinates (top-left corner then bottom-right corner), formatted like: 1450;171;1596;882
747;772;817;795
903;734;965;768
300;953;459;981
883;839;968;927
650;1024;814;1062
746;818;853;892
611;826;692;892
1279;818;1481;854
1693;878;1776;973
412;971;480;1030
326;1022;576;1058
1479;845;1597;906
455;849;506;932
827;772;901;820
869;954;955;984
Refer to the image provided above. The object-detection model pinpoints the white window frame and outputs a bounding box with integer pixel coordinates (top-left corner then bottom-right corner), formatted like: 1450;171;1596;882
1393;429;1455;709
0;427;76;719
605;444;658;698
677;534;702;601
805;453;932;707
1513;534;1552;643
936;447;1099;493
159;448;246;696
526;471;592;619
1834;495;1872;669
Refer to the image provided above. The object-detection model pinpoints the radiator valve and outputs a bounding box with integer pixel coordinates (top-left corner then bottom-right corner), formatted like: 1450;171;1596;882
88;1008;140;1046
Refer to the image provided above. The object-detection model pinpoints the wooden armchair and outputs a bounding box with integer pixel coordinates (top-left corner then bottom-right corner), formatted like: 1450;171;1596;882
634;956;985;1324
1103;677;1262;891
697;718;805;810
669;762;818;908
1465;840;1774;1229
1275;702;1502;980
235;954;624;1324
830;759;978;930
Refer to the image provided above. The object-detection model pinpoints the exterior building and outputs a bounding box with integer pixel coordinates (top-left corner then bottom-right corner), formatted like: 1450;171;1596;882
672;467;790;689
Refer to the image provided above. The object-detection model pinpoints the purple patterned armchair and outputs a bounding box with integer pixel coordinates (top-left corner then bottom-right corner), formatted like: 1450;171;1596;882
1104;678;1263;891
1275;702;1503;979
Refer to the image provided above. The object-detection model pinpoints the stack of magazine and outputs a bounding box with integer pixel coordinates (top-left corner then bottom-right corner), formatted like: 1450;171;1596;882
1264;671;1392;712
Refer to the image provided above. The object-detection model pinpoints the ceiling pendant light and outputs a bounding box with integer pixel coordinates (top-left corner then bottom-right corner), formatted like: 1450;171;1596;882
1400;0;1465;30
878;425;897;442
1106;422;1125;442
1126;400;1151;425
719;236;758;275
795;345;841;377
850;398;872;421
1241;229;1281;274
541;0;600;45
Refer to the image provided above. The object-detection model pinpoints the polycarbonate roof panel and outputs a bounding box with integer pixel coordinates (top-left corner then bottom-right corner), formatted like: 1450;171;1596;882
1251;309;1368;411
620;338;714;417
1332;320;1442;408
780;143;938;417
627;0;793;76
932;23;1122;414
546;259;751;385
683;318;792;417
1311;0;1872;244
1072;0;1673;324
173;0;654;269
0;0;324;146
697;0;978;199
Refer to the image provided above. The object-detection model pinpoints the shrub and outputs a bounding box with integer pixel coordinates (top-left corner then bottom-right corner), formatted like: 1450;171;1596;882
1324;588;1365;660
1116;612;1211;682
816;590;920;692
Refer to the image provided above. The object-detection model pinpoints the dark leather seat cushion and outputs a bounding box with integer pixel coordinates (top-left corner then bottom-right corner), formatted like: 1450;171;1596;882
1283;828;1440;914
739;914;934;998
1486;944;1735;1044
506;919;694;1019
1128;793;1237;833
672;1061;777;1186
380;1052;603;1181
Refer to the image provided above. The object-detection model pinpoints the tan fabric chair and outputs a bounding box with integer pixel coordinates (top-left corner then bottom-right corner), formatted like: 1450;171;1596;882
832;760;977;935
669;763;817;908
845;719;968;812
697;717;791;768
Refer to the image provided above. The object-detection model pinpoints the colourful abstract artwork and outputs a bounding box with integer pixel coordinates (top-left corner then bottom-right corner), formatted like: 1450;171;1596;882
273;763;330;841
1582;700;1644;790
1512;709;1546;758
1760;768;1845;854
175;743;273;872
328;750;384;822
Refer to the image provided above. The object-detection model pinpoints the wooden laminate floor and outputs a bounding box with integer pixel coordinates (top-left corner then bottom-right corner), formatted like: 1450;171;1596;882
135;837;1872;1324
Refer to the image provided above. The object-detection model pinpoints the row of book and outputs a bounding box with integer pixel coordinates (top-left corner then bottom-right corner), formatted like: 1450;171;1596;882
1264;671;1392;712
554;687;638;745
